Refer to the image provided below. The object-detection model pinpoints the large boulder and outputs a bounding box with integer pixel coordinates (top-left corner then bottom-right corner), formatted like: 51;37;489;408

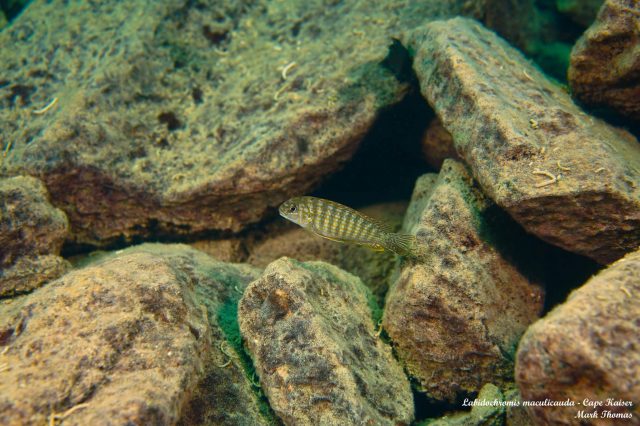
0;175;69;296
569;0;640;121
406;17;640;264
0;0;486;246
516;249;640;425
0;244;272;426
383;161;544;402
239;257;414;425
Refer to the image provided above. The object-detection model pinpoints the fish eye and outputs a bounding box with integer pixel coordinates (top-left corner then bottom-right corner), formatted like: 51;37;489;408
289;205;297;213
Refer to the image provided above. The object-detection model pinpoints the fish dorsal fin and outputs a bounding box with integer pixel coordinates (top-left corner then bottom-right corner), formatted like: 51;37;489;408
356;211;395;233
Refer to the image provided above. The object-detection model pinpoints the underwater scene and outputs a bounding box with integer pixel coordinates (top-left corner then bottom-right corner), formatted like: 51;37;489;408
0;0;639;425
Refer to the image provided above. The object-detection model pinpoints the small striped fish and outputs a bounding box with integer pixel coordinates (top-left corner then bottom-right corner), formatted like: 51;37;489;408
279;196;417;257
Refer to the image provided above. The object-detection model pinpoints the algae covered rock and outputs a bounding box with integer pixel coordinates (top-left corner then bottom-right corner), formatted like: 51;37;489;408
569;0;640;121
0;175;70;296
0;244;272;426
407;17;640;264
239;257;414;426
0;0;486;246
516;249;640;424
383;160;544;402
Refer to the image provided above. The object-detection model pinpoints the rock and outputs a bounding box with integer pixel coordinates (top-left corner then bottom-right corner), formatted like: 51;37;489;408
0;176;69;296
418;384;505;426
0;255;69;296
557;0;604;27
383;160;544;402
421;117;459;170
0;1;487;246
246;201;407;305
190;238;247;263
516;249;640;425
569;0;640;121
239;257;413;425
0;244;272;426
406;17;640;264
503;388;535;426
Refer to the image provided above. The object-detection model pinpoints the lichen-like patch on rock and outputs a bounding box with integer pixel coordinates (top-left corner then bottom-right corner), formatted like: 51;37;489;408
516;249;640;424
384;161;544;402
406;17;640;264
239;257;413;425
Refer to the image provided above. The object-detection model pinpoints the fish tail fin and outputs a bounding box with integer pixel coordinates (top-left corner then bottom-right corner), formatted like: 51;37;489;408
384;232;419;257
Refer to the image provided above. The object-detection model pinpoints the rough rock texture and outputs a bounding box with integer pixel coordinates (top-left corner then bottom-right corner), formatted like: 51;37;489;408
383;161;544;402
557;0;604;26
0;0;487;246
569;0;640;121
516;249;640;425
190;238;247;263
407;17;640;264
239;257;413;426
0;244;272;426
421;116;458;170
246;202;407;305
417;384;505;426
0;175;69;296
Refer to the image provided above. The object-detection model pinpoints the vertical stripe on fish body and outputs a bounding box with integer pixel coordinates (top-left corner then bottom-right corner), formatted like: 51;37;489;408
278;196;418;257
309;197;387;249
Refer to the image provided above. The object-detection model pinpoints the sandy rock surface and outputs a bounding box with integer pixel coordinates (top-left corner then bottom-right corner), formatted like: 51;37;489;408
516;249;640;425
569;0;640;121
0;175;69;296
239;257;413;426
0;244;272;426
0;0;486;246
407;17;640;264
384;161;544;402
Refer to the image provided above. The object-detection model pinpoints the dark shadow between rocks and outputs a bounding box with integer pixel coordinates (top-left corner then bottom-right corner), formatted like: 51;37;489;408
477;203;601;313
313;88;434;208
413;382;473;422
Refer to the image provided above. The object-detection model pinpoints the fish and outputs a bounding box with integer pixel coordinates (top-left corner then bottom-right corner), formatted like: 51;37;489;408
279;196;417;257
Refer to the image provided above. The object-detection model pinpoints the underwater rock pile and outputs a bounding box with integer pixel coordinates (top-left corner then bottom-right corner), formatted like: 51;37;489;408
1;0;639;425
0;0;487;246
407;17;640;264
